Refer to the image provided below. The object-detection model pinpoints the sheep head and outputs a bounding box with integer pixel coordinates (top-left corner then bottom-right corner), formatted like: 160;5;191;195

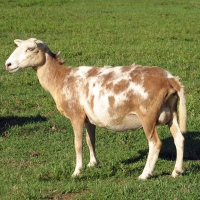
5;38;46;72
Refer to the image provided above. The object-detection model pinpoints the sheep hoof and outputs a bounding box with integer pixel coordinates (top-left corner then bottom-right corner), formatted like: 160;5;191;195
171;169;184;178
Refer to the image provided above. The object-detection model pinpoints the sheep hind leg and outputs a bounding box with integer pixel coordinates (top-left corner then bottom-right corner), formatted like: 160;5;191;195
139;126;162;180
168;113;184;178
85;122;98;167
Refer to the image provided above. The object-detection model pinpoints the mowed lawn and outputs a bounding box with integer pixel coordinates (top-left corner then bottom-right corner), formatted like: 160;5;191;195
0;0;200;199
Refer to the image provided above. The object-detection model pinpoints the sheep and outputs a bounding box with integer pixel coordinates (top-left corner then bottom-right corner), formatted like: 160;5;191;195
5;38;186;179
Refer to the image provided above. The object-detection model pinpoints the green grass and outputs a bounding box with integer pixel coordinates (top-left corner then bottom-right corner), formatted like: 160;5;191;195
0;0;200;199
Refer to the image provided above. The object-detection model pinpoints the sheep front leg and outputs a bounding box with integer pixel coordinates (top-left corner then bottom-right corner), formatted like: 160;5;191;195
71;119;84;177
85;122;98;167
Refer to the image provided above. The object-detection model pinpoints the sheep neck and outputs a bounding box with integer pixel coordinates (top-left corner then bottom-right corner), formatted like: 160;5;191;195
36;53;68;97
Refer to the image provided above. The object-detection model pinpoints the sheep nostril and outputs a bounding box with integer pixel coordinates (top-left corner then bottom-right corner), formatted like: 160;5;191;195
6;63;12;69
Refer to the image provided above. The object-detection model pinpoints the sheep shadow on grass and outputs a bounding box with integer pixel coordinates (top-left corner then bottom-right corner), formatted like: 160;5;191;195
0;115;47;136
160;131;200;160
120;131;200;177
121;131;200;164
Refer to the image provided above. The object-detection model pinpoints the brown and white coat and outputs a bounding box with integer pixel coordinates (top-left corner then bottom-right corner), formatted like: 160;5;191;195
5;38;186;179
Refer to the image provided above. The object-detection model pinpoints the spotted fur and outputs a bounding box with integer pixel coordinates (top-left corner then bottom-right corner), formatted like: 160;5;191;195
5;38;187;179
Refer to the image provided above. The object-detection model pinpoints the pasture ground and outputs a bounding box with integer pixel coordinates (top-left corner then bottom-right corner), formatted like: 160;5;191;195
0;0;200;199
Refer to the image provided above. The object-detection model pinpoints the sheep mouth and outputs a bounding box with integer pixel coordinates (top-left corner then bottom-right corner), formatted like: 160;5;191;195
8;66;20;73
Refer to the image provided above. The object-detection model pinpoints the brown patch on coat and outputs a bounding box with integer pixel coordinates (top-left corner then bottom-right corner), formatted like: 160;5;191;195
108;96;115;107
105;82;114;90
113;79;130;94
101;72;114;86
135;67;170;100
120;66;133;72
87;68;99;77
59;97;86;121
90;95;94;110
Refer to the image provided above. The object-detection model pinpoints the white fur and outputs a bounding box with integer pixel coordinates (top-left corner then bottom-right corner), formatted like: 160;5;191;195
171;118;184;177
139;141;160;179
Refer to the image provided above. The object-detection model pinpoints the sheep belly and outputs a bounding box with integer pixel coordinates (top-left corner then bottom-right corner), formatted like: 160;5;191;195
104;114;142;132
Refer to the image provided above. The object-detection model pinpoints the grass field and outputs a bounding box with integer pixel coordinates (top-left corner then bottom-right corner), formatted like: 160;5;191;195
0;0;200;199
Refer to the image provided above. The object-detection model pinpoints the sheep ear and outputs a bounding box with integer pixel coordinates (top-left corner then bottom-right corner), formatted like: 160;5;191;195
14;39;23;46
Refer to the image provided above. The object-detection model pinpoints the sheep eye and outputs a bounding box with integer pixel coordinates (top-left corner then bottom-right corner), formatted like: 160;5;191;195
26;47;35;52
